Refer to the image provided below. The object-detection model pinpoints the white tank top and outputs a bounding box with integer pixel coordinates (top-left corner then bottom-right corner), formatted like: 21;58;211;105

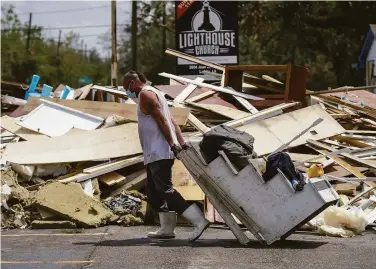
137;86;178;165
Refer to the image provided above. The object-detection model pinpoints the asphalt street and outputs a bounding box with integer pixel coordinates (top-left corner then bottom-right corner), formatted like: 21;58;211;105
1;226;375;269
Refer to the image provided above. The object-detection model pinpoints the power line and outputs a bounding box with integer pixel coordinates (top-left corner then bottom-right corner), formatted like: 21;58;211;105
19;2;129;15
1;24;128;32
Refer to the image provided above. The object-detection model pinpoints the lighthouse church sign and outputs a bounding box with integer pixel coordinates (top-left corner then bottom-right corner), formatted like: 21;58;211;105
175;0;239;77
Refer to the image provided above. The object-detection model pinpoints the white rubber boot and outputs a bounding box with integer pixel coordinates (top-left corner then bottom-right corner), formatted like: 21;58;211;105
147;212;176;239
182;203;210;242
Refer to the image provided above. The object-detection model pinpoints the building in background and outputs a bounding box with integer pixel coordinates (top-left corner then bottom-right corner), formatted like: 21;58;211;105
358;24;376;90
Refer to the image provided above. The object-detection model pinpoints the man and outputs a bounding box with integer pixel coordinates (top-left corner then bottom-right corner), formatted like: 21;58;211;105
123;71;209;242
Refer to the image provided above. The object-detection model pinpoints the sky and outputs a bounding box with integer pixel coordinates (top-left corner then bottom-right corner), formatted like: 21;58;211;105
2;0;132;58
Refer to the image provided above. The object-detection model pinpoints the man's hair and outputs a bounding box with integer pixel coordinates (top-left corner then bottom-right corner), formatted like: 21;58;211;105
123;70;147;83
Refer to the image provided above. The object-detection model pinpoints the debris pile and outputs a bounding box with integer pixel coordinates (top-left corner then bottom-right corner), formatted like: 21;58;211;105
0;48;375;240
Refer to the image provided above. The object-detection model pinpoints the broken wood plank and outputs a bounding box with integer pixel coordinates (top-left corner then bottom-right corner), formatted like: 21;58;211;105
174;77;204;103
307;146;366;179
172;102;209;133
165;48;225;71
225;102;299;129
317;95;376;120
333;135;372;148
334;183;356;196
75;84;93;100
306;85;376;96
186;102;252;120
159;73;264;100
346;186;376;206
109;169;147;197
4;123;143;164
225;65;288;72
1;116;48;141
92;85;128;99
24;97;190;125
60;156;143;183
98;172;126;186
233;96;259;114
238;105;344;156
185;90;216;103
243;74;284;93
307;139;376;170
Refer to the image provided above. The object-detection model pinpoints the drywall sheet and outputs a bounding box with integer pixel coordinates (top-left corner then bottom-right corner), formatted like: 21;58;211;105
238;104;345;156
18;99;103;137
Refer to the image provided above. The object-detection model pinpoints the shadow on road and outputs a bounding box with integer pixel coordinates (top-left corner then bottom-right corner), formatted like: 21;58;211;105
74;237;328;249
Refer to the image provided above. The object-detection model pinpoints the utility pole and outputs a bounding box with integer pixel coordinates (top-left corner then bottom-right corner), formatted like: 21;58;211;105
57;30;62;56
161;1;166;64
131;0;137;70
85;44;87;61
111;0;118;88
81;39;84;58
26;13;32;53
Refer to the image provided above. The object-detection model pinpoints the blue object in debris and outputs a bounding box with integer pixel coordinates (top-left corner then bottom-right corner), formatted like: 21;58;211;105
28;92;41;98
41;84;53;98
60;86;70;99
24;75;40;100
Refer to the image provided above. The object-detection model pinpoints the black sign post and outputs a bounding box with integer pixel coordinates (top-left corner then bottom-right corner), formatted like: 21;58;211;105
175;0;239;79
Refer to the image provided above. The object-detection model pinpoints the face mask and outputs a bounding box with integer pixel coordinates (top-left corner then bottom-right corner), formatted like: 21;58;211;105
126;83;137;99
126;90;137;99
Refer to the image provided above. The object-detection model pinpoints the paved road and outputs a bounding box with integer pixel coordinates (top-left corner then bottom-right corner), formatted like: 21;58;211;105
1;226;375;269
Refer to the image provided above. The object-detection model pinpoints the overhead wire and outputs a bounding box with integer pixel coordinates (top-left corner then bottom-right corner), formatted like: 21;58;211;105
19;2;129;15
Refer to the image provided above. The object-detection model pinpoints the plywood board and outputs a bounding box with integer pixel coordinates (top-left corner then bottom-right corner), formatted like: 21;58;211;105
98;172;126;186
186;102;251;120
238;105;345;156
24;97;190;126
1;116;48;141
4;123;142;164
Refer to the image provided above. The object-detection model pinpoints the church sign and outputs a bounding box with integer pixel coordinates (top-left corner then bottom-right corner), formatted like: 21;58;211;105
175;0;239;78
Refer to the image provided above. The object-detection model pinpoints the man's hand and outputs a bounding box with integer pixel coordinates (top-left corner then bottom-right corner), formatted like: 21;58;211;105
171;144;183;157
182;143;190;150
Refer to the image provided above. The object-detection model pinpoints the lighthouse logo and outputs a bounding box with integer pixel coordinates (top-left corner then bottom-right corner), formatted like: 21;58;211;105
175;0;238;75
192;0;222;32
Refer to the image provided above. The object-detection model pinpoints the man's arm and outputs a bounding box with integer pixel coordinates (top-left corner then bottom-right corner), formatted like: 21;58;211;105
171;118;185;146
140;91;175;147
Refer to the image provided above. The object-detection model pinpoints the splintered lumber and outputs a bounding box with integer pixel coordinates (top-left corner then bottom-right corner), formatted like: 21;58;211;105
165;48;225;71
306;85;376;96
1;116;48;141
98;172;126;186
243;74;284;93
233;96;259;114
225;102;299;129
75;84;93;99
24;97;190;125
238;105;344;156
173;77;204;103
92;85;128;99
333;135;372;148
347;186;376;206
172;102;209;133
307;139;376;170
109;169;147;197
185;90;216;103
317;95;376;120
159;73;264;101
60;156;143;183
186;102;252;120
307;146;366;179
4;123;142;164
334;183;356;196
